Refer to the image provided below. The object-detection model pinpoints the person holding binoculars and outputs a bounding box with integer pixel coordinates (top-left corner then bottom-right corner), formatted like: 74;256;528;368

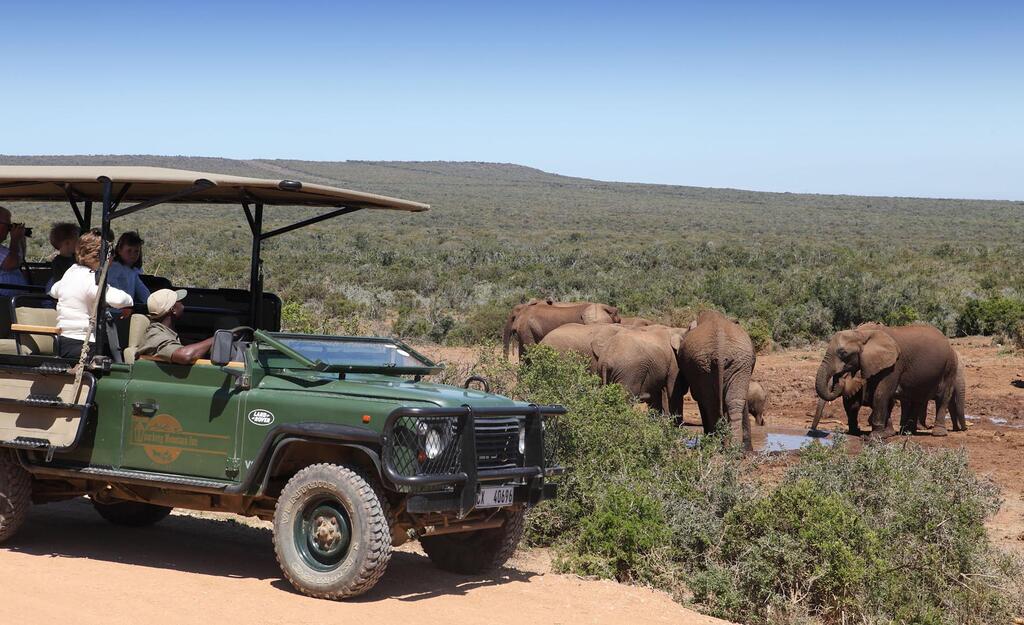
0;205;29;296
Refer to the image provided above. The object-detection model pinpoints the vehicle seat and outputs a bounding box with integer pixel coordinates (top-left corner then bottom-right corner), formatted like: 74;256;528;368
13;306;59;355
124;314;151;364
0;297;17;354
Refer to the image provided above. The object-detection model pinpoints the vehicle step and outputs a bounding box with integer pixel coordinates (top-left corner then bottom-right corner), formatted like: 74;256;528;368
0;395;88;410
78;467;231;490
0;362;72;376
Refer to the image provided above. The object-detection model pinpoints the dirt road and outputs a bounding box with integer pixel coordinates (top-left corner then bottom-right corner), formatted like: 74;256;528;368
1;498;727;625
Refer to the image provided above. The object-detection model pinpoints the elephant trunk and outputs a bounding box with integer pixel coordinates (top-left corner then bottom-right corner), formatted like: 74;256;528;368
815;351;844;402
810;398;827;431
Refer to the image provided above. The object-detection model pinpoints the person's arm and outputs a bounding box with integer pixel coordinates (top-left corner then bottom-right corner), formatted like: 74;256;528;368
134;275;151;303
169;336;215;365
0;225;25;270
102;283;134;309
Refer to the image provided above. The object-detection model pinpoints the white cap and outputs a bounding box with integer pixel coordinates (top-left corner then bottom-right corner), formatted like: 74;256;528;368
147;289;187;318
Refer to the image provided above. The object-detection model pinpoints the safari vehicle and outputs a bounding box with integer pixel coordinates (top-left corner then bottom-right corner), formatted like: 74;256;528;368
0;166;564;599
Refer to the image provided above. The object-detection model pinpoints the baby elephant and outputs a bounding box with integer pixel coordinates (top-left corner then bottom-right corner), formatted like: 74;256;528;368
746;381;768;426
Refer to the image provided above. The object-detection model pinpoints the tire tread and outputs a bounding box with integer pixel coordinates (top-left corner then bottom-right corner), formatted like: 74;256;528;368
273;463;392;600
0;449;32;544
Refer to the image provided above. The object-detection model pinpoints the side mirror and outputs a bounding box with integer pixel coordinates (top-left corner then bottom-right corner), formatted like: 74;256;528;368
210;329;234;366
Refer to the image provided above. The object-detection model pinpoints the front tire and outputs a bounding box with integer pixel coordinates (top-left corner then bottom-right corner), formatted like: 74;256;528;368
273;463;391;600
92;499;173;527
0;450;31;544
421;507;525;574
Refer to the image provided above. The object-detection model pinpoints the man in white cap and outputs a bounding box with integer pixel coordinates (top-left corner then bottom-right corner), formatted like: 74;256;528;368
137;289;215;365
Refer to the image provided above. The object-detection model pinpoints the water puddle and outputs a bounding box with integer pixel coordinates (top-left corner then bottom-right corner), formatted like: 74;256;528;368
989;417;1008;425
763;432;835;453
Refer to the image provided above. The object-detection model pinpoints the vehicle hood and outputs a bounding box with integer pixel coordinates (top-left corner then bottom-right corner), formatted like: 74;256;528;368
257;371;527;409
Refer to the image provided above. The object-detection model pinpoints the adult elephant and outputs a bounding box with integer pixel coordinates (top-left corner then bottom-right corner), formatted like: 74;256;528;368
596;325;687;415
540;323;625;372
814;323;958;437
502;300;620;359
811;349;966;435
678;310;755;449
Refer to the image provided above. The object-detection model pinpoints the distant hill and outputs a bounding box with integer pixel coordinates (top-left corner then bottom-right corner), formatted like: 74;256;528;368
1;155;1021;345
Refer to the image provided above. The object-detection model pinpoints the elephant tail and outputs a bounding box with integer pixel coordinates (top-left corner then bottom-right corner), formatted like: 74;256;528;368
716;329;727;423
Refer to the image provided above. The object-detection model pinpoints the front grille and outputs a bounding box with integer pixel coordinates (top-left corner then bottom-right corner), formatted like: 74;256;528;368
475;417;522;470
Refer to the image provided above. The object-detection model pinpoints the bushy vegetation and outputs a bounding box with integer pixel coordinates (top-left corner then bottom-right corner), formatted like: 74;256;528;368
504;347;1023;625
6;155;1024;347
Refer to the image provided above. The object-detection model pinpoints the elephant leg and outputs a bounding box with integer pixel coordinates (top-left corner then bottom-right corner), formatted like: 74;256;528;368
724;375;752;452
932;387;953;437
867;377;898;438
900;400;927;435
694;393;717;435
843;395;863;436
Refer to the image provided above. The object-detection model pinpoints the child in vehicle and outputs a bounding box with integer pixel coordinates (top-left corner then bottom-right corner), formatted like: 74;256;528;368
107;231;150;303
48;222;80;285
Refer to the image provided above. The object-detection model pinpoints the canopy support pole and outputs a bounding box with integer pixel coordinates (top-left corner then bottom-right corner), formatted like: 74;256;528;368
244;202;264;328
260;206;361;240
94;177;114;357
109;180;214;220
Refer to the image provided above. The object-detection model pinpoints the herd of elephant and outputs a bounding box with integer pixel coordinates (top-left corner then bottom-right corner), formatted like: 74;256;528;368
502;299;968;448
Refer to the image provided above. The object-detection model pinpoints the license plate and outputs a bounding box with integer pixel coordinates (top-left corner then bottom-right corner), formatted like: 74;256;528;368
476;485;515;509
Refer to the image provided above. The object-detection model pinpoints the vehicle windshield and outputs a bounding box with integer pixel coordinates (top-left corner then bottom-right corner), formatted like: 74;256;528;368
258;332;440;374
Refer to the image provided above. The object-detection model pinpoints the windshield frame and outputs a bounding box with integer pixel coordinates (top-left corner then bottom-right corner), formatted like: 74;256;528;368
254;330;443;375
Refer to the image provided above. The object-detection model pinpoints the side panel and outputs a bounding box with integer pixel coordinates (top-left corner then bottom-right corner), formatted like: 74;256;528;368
235;387;398;484
57;367;132;467
120;360;243;480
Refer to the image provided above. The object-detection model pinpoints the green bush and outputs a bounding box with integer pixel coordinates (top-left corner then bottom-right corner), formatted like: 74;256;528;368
512;349;1024;625
569;484;671;581
445;300;513;345
956;297;1024;338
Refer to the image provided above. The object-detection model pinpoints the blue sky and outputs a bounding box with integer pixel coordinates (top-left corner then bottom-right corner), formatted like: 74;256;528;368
1;1;1021;199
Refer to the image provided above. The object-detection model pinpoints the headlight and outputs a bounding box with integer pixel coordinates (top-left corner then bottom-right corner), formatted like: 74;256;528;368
424;428;443;460
518;421;527;454
413;418;453;462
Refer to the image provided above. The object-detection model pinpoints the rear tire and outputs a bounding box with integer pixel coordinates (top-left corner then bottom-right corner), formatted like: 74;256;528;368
0;450;31;544
273;463;392;600
92;499;173;527
421;507;526;574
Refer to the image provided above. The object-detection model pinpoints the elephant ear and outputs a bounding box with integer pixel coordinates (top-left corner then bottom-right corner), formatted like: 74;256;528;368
669;329;685;353
859;330;899;378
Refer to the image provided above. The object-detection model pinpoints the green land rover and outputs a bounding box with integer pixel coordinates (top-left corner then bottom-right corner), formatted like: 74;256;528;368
0;166;564;599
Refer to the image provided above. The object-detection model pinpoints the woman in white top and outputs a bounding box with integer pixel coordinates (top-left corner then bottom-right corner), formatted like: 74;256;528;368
106;230;150;303
48;230;133;360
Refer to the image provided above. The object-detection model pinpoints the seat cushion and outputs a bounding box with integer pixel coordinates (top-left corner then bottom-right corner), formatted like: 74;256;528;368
128;314;151;348
14;307;58;355
124;314;151;364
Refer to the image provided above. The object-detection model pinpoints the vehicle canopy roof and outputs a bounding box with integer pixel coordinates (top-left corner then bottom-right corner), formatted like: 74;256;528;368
0;165;430;211
0;164;429;332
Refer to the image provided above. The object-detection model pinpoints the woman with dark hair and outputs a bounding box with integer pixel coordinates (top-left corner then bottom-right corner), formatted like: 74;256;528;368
48;230;133;360
107;230;150;303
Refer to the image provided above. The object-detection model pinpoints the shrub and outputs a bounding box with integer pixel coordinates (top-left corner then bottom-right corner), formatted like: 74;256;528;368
514;350;1023;625
956;297;1024;338
445;300;512;345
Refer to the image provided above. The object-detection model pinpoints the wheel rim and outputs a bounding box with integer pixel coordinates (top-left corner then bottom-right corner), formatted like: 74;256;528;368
294;497;352;572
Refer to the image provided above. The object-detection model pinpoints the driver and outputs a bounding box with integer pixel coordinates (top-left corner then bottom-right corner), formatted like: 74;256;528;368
138;289;214;365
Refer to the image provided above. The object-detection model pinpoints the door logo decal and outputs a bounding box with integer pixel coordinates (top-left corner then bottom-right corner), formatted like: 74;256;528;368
248;409;275;426
130;414;230;465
